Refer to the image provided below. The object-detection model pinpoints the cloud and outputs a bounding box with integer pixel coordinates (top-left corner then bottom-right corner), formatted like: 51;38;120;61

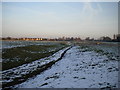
79;2;103;28
81;2;102;19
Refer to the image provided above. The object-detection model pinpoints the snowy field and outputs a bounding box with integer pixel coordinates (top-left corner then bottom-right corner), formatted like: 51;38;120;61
2;47;71;88
2;41;70;88
1;41;120;89
2;41;68;70
14;45;119;88
1;40;62;49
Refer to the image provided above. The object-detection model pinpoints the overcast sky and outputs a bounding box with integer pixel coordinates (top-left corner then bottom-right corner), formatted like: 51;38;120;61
2;2;118;39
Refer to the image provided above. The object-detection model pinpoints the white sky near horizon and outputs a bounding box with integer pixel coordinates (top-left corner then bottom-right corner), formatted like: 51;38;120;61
1;1;118;39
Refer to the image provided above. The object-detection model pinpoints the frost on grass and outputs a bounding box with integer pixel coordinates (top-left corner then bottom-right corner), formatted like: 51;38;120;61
15;46;119;88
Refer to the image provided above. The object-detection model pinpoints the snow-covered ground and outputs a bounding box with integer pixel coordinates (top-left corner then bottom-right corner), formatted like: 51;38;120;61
2;47;70;86
1;41;61;49
15;46;119;88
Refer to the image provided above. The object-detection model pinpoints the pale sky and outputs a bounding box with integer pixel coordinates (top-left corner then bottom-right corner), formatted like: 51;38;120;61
2;2;118;39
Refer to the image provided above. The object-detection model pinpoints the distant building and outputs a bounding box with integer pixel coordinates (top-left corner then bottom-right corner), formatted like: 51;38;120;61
113;34;116;40
100;36;112;42
112;34;120;42
116;34;120;41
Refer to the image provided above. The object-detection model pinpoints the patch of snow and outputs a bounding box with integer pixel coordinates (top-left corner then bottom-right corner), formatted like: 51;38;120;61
15;46;119;88
2;47;70;85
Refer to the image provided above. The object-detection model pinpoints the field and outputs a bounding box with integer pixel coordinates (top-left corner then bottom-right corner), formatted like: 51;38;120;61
2;40;69;88
1;40;120;89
